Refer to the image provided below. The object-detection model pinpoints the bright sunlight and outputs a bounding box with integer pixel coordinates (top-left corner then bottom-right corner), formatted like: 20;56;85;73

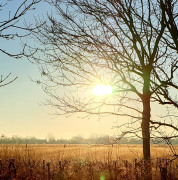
92;84;112;96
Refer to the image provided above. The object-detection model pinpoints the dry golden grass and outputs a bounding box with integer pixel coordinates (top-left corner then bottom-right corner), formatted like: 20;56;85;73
0;144;177;179
0;144;176;161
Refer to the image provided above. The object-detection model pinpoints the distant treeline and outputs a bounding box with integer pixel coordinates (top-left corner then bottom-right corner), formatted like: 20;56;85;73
0;135;178;145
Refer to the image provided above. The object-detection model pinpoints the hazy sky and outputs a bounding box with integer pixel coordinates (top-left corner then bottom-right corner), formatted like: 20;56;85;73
0;1;119;139
0;46;117;139
0;0;177;140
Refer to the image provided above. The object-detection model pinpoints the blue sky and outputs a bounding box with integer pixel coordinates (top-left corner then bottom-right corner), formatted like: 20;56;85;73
0;0;176;140
0;0;117;139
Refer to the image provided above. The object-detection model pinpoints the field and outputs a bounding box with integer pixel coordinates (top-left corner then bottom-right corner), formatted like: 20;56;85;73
0;144;177;179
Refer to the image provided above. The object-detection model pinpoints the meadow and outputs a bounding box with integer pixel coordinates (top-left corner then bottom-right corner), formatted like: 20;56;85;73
0;144;177;179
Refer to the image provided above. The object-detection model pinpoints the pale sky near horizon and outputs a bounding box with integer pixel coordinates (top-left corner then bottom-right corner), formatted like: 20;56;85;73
0;0;177;140
0;50;118;139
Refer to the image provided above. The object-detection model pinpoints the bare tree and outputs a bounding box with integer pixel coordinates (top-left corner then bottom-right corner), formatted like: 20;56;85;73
30;0;178;177
152;0;178;108
0;0;41;87
160;0;178;52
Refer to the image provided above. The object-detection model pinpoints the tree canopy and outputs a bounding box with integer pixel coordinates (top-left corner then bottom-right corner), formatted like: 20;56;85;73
30;0;178;169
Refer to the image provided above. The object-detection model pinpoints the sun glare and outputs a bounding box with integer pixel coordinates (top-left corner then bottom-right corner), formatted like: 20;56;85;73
92;84;112;96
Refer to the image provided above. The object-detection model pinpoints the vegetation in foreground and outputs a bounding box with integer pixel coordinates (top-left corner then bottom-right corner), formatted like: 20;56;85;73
0;144;177;179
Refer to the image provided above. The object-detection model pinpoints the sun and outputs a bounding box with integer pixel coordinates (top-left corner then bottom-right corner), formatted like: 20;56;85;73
92;84;112;96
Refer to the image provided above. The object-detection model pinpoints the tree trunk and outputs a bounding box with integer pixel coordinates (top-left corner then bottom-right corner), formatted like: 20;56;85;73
142;97;151;160
142;70;152;180
142;96;152;180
